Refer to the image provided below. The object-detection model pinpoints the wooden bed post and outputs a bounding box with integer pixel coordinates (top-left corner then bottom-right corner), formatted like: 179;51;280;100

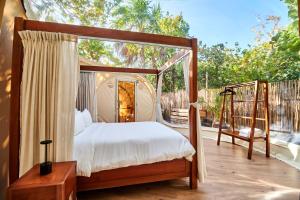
9;17;25;184
189;38;198;189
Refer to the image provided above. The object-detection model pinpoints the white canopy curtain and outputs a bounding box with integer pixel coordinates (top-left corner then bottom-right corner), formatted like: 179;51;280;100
19;30;79;176
76;72;97;121
156;51;207;182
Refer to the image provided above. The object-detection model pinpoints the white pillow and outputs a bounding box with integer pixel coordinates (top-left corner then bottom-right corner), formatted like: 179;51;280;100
239;128;264;138
82;109;93;127
74;111;86;136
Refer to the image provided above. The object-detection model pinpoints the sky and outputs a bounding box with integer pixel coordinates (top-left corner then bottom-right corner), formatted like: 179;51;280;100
152;0;291;48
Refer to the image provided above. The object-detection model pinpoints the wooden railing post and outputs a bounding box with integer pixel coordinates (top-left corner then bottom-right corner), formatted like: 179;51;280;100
264;83;270;157
217;95;226;145
248;81;259;159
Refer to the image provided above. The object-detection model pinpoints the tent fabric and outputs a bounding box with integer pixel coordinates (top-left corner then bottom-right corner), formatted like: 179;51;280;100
156;51;207;183
76;72;97;121
19;30;79;176
96;73;156;123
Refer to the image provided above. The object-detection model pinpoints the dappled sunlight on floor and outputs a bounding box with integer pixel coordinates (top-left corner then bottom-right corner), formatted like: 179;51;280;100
78;139;300;200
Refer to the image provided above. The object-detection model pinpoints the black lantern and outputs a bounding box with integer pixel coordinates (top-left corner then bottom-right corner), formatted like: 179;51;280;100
40;139;52;175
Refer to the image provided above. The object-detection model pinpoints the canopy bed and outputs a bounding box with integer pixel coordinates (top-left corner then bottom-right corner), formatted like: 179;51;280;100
9;17;205;191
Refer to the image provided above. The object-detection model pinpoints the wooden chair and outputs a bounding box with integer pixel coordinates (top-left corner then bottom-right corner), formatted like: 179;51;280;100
217;80;270;159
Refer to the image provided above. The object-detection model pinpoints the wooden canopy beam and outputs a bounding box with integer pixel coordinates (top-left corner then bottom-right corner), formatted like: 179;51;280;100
158;50;190;73
24;19;192;48
81;65;159;74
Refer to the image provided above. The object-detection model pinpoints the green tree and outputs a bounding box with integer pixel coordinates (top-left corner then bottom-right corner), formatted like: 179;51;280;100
24;0;299;92
198;42;244;88
198;0;300;89
25;0;121;65
25;0;108;25
111;0;189;69
281;0;299;29
25;0;191;92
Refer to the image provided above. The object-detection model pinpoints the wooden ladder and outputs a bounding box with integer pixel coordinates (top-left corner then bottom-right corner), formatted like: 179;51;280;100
217;80;270;159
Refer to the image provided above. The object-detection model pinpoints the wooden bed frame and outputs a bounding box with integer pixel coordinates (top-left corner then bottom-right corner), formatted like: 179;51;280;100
9;17;199;190
77;159;190;191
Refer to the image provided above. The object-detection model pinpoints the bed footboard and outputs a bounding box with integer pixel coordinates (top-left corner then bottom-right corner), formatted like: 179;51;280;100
77;158;190;191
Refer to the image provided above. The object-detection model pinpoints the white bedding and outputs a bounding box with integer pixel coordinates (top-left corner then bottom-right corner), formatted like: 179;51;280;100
73;121;195;176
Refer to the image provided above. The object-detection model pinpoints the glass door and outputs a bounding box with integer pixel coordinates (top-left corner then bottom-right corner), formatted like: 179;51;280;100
117;81;136;122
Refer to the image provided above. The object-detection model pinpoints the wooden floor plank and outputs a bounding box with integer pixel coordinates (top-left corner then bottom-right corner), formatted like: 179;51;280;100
78;139;300;200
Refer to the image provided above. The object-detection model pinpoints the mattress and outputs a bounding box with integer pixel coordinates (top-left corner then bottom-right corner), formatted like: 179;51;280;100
73;121;195;176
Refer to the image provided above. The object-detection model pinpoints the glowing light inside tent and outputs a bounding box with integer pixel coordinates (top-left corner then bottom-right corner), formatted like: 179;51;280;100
118;81;136;122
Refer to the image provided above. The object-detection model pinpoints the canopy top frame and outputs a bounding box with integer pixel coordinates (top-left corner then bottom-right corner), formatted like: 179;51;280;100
79;49;191;74
24;19;193;49
22;19;194;73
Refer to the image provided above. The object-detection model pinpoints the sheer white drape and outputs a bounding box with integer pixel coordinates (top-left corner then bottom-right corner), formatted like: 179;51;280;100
19;30;79;176
156;51;207;183
76;72;97;121
190;102;207;182
156;73;164;123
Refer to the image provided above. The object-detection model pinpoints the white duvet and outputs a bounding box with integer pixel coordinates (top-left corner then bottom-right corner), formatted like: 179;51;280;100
73;121;195;176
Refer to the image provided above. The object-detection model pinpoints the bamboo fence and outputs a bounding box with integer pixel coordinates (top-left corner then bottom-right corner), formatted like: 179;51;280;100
161;79;300;134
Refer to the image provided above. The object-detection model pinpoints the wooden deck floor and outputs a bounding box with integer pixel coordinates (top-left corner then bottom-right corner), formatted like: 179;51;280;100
78;139;300;200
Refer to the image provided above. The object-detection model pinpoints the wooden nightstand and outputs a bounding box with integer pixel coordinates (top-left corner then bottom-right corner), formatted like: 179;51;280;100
7;161;77;200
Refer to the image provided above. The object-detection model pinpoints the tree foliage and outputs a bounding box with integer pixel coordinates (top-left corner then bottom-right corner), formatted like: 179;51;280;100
199;0;300;89
25;0;299;92
111;0;189;69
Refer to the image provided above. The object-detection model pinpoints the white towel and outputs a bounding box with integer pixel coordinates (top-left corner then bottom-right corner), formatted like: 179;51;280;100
239;128;265;138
